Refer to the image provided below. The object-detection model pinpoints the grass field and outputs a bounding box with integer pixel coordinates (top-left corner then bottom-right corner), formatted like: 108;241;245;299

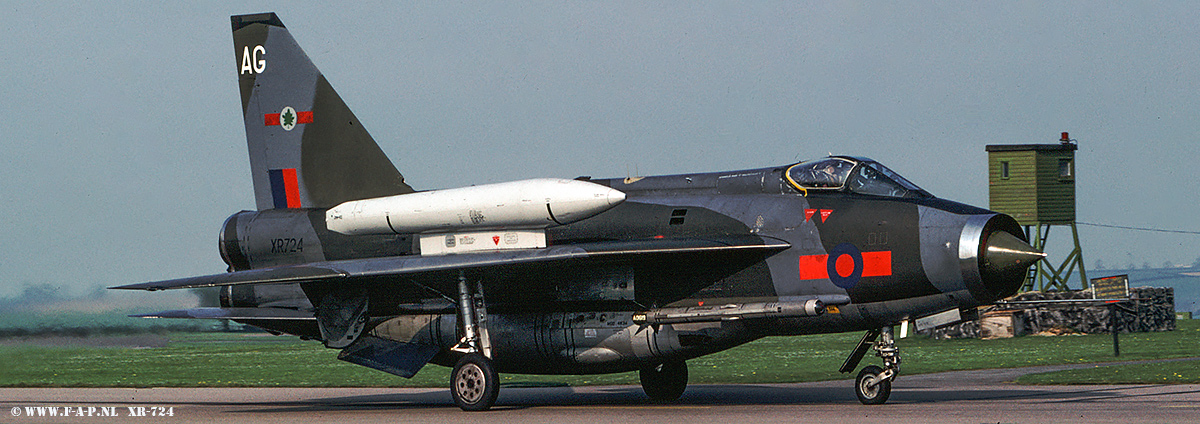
1;320;1197;387
1016;358;1200;385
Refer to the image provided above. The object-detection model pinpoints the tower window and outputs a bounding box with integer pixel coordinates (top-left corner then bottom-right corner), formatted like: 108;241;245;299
1058;159;1073;179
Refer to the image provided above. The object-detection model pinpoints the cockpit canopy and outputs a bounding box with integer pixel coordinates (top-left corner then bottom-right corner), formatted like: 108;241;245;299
785;157;931;198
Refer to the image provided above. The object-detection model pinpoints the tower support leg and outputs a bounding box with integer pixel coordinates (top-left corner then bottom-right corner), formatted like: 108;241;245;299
1023;223;1087;292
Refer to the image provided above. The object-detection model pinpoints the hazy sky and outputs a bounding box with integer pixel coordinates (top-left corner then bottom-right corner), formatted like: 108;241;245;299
2;2;1198;298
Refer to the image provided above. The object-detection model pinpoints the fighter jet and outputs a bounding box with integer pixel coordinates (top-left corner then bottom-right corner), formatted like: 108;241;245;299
114;13;1045;411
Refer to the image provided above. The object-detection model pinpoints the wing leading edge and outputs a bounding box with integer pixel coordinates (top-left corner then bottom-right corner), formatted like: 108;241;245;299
113;236;790;292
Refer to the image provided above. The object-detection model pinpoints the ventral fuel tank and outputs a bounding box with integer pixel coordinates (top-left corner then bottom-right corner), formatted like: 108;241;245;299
326;178;626;235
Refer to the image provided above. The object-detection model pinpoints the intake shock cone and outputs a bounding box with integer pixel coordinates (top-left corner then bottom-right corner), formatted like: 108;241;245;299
979;230;1046;298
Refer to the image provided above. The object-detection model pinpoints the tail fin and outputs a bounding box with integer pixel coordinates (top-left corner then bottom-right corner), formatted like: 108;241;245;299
232;13;414;211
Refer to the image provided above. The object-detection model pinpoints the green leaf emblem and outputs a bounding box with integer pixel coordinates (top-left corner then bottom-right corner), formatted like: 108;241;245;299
279;106;297;131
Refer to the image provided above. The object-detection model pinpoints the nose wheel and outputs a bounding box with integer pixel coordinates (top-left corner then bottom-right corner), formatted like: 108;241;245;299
841;326;900;405
855;365;892;404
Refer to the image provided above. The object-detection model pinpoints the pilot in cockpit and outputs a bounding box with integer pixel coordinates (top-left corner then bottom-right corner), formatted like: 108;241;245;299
816;161;852;187
819;164;840;183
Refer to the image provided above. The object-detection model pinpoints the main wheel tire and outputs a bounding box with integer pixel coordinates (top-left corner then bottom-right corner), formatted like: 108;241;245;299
451;353;500;411
639;361;688;403
855;365;891;405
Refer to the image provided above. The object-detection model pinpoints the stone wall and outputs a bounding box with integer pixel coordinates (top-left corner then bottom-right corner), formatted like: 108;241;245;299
922;287;1175;339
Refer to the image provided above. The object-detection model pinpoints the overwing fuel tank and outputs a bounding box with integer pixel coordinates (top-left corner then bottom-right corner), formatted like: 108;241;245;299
326;178;626;235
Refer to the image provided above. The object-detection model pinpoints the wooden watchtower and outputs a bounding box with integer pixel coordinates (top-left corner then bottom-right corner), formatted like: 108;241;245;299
985;132;1086;292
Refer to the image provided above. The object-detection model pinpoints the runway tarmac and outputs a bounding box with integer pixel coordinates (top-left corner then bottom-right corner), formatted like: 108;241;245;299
4;362;1198;423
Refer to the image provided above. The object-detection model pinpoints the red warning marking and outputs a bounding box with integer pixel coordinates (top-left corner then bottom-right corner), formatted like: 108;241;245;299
492;235;501;245
798;250;892;280
805;209;834;223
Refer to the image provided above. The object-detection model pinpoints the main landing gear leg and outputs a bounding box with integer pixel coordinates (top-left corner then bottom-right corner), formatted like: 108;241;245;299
450;273;498;411
841;326;901;405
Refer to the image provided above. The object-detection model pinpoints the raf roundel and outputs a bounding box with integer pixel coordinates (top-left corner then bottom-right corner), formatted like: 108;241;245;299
826;243;865;289
798;245;893;289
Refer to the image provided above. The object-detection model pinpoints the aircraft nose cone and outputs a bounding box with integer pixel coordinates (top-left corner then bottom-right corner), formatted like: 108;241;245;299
607;188;627;206
985;231;1046;269
979;231;1045;297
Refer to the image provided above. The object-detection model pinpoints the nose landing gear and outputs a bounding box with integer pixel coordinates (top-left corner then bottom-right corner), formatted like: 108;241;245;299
855;365;891;404
840;326;900;405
